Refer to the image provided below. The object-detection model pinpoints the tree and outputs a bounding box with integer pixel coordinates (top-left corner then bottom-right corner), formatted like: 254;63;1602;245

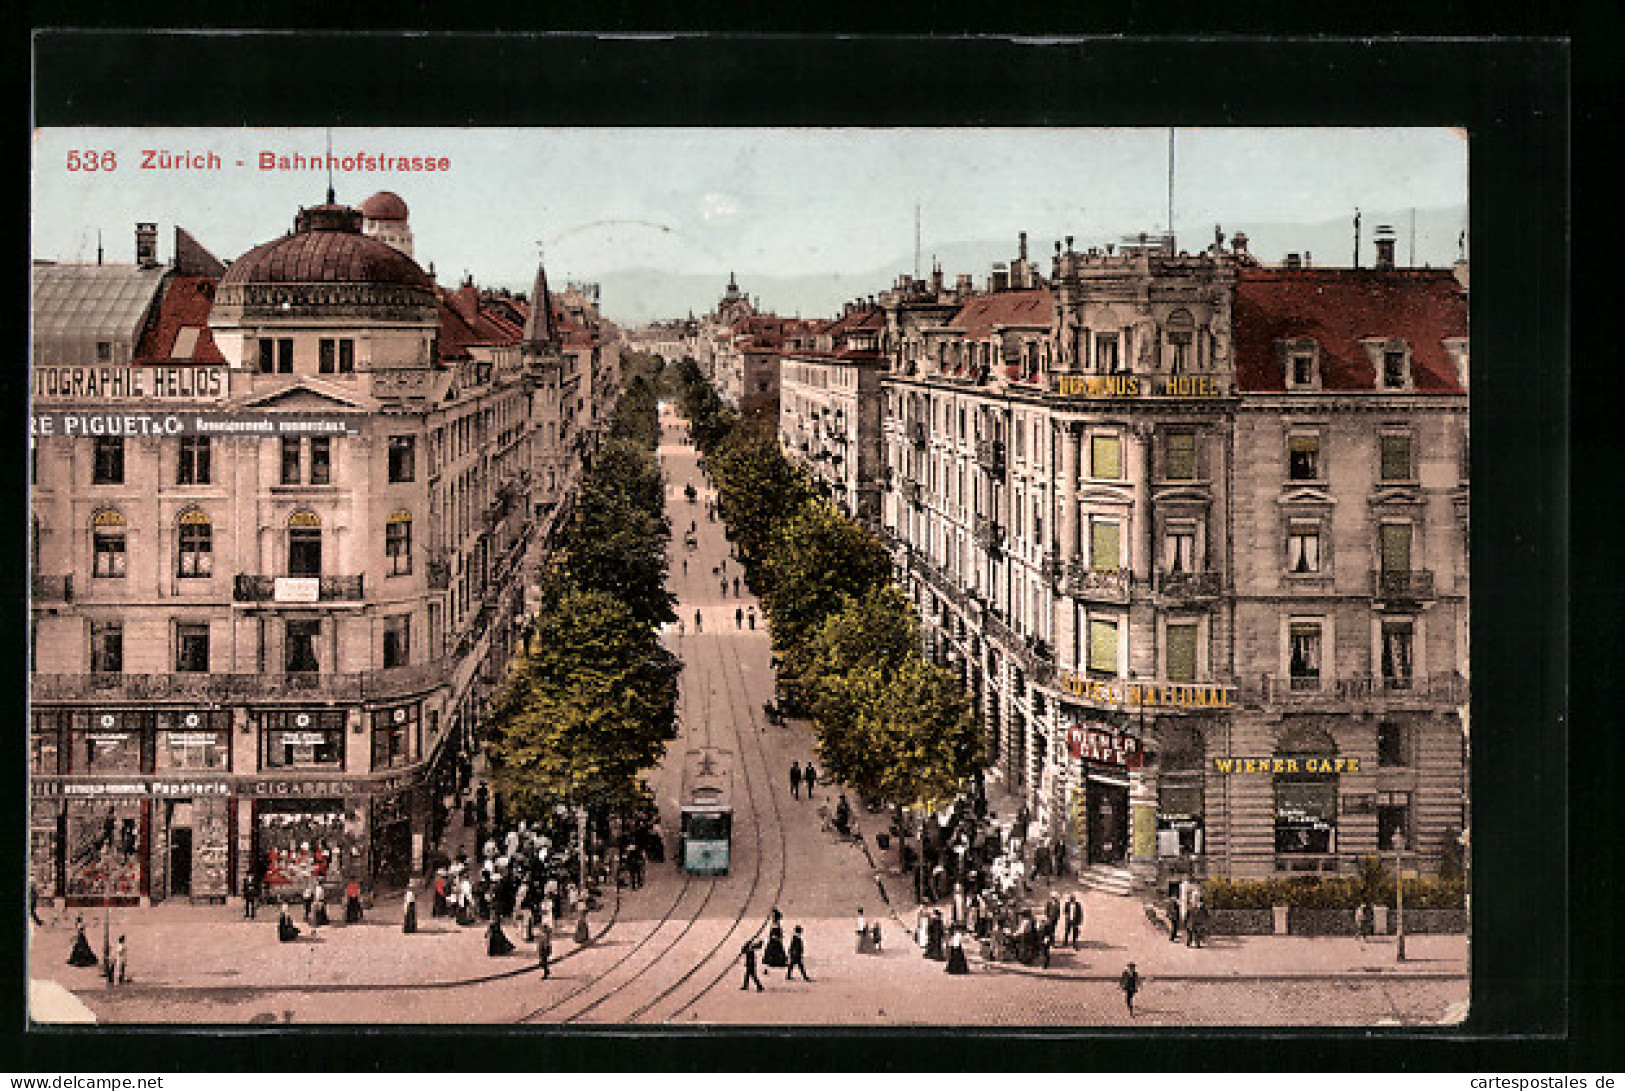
812;655;984;835
782;584;919;717
553;437;675;628
487;589;680;821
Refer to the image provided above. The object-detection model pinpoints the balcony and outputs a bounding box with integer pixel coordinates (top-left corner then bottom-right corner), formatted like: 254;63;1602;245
1370;569;1435;605
1245;670;1467;708
234;574;365;603
902;479;924;508
910;421;927;448
32;574;72;602
974;438;1007;477
427;555;452;591
1063;563;1132;603
1156;569;1224;601
1040;554;1065;587
973;515;1005;553
31;660;452;704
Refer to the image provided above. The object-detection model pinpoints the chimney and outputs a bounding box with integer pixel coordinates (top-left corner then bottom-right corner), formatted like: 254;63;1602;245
1231;231;1249;255
930;261;944;293
1284;253;1302;270
135;222;159;268
1018;231;1029;261
956;273;973;297
1374;225;1397;271
991;263;1010;292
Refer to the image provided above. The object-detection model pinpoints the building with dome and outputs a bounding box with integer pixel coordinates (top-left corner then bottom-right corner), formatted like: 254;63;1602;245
29;195;602;908
358;190;414;258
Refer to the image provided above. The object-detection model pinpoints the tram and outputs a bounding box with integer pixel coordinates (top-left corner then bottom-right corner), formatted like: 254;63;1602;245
679;747;733;875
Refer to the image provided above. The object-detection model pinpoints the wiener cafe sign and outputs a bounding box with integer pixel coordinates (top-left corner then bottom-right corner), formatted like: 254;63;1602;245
1060;674;1235;710
1065;726;1143;769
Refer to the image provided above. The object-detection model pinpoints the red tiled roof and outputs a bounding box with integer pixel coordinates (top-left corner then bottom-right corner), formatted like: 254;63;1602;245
948;289;1053;339
133;275;225;365
1234;267;1467;394
818;307;883;337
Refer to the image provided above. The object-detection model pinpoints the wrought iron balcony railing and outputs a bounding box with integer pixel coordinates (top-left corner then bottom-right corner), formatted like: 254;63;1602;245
973;515;1005;553
974;438;1007;477
233;574;365;603
1243;670;1467;708
1063;563;1132;603
1370;569;1436;603
1156;569;1224;600
32;660;452;704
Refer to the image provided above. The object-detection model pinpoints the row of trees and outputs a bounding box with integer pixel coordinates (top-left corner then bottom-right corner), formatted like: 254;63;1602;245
674;359;984;831
486;353;681;821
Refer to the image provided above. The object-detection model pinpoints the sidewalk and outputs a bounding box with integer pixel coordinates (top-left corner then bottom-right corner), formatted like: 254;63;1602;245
832;779;1467;982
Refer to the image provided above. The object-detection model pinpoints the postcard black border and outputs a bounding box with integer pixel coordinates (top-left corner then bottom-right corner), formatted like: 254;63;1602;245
14;32;1580;1073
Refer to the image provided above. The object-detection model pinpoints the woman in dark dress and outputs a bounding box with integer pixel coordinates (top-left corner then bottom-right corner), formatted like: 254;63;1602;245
311;884;330;927
763;908;788;968
486;917;515;956
278;910;302;942
945;928;971;975
344;879;364;924
431;871;449;917
402;888;418;934
925;909;947;960
67;916;99;967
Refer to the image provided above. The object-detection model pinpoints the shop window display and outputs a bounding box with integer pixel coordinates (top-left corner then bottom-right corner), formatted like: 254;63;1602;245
256;801;364;895
260;710;345;769
64;800;143;899
155;711;232;771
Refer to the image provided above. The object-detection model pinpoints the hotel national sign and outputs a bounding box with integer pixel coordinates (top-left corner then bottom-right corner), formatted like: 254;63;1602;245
1060;673;1235;710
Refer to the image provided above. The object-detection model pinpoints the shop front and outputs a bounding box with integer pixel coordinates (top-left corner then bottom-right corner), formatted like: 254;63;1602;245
251;791;366;900
1062;718;1143;868
1152;719;1210;889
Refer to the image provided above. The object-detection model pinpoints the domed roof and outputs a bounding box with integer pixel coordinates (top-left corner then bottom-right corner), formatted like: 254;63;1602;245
221;204;433;290
360;191;410;222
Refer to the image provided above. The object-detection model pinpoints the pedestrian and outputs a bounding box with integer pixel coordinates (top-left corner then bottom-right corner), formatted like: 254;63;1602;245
242;873;259;919
747;608;756;630
735;606;744;630
803;764;817;797
487;915;515;957
432;870;449;917
536;923;553;977
764;908;788;967
476;782;490;825
732;576;740;597
1186;898;1207;949
344;878;364;923
1168;891;1183;943
1045;892;1062;936
1040;920;1054;969
789;761;802;800
302;881;315;923
677;617;686;637
739;938;765;991
682;558;688;576
720;579;728;597
926;909;946;960
1063;893;1083;948
111;934;128;984
311;883;329;927
1119;962;1141;1016
67;916;98;967
694;609;703;633
855;908;876;954
403;887;418;934
29;882;44;928
786;924;811;980
277;908;302;942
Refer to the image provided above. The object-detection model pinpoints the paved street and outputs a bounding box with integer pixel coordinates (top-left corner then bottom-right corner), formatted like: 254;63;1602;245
27;417;1467;1027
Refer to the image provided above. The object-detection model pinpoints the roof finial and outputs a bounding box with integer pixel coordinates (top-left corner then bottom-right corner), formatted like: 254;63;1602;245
325;127;335;205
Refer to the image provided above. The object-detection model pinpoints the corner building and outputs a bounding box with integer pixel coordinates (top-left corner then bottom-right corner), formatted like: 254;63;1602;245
30;198;598;906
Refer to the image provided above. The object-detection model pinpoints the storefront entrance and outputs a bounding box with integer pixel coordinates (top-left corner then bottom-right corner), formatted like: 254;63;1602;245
1087;777;1130;865
168;826;193;896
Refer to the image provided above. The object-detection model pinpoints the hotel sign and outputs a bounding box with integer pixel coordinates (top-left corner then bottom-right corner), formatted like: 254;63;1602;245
1055;374;1226;399
1060;673;1235;710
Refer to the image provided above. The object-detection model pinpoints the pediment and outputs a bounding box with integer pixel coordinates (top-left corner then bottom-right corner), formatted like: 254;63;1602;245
234;381;373;412
1277;486;1335;508
1078;485;1134;506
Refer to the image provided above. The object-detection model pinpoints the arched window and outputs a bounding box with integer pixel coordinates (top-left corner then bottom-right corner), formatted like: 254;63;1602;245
1165;309;1196;373
386;509;413;576
177;507;213;578
92;508;127;578
287;509;322;577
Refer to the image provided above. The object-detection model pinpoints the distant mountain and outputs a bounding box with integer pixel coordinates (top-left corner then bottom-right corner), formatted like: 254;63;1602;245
595;206;1467;327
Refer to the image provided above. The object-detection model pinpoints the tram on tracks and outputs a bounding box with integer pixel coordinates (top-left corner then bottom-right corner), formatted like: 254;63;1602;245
679;747;733;875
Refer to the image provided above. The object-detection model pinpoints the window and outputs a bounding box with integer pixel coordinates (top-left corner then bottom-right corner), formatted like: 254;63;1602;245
1377;791;1412;852
284;619;321;673
1167;623;1199;683
175;622;210;673
386;512;413;576
1288;433;1320;481
1095;332;1121;373
287;512;322;576
258;338;293;374
371;705;419;770
1165;431;1197;480
155;711;230;771
90;620;123;674
1285;341;1319;389
96;340;113;362
177;436;211;485
1287;522;1322;574
1166;310;1195;373
1164;526;1196;574
1087;617;1119;677
1377;721;1409;767
388;436;416;482
1088;517;1121;571
69;710;149;776
1380;433;1413;482
176;509;213;578
260;709;345;769
1290;354;1315;387
1288;621;1323;689
382;615;411;669
309;437;331;485
318;337;355;375
1379;522;1413;574
1382;349;1409;389
280;438;301;484
92;437;124;484
92;510;127;578
1380;620;1415;690
1090;434;1122;479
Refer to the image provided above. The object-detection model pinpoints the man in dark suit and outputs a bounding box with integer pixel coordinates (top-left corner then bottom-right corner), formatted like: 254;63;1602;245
789;762;802;800
1063;894;1083;947
740;938;765;991
803;765;818;798
786;925;811;981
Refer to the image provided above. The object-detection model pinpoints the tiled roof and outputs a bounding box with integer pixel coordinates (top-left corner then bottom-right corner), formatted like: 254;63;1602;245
1234;267;1467;394
134;276;225;364
437;284;528;360
948;289;1053;339
222;220;433;290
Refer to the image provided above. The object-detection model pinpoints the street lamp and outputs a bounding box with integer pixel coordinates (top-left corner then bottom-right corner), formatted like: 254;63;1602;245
574;804;591;945
1392;830;1408;961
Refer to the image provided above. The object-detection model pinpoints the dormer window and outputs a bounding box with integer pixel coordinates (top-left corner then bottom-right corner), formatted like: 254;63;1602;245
1363;338;1413;391
1283;338;1320;391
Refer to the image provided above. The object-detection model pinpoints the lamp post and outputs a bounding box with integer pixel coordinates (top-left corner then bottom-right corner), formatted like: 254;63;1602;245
100;809;114;990
574;804;590;945
1393;830;1408;962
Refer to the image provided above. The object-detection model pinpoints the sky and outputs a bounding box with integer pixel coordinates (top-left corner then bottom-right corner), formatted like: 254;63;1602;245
32;128;1468;325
